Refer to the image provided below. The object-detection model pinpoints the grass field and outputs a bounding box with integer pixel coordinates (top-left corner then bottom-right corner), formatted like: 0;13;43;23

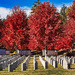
0;56;75;75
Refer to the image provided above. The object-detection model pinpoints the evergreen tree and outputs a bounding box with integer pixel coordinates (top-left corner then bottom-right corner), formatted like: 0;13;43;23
31;0;41;13
60;4;67;24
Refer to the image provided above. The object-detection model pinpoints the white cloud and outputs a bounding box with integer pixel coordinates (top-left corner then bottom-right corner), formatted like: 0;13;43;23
21;6;31;10
25;9;32;17
0;7;11;19
56;6;61;12
21;6;32;17
0;6;32;19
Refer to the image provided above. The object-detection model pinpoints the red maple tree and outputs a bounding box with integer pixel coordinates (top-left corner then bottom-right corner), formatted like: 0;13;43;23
28;2;66;51
68;1;75;20
65;1;75;47
54;35;72;50
0;19;3;47
2;6;29;50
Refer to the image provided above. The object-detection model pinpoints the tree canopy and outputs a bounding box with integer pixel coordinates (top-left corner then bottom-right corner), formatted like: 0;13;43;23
28;2;68;51
1;6;29;50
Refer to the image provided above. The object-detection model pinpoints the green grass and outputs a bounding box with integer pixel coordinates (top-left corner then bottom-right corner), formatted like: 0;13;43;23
0;56;75;75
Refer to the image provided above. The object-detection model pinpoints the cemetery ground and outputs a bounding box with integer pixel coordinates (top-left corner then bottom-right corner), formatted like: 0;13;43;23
0;55;75;75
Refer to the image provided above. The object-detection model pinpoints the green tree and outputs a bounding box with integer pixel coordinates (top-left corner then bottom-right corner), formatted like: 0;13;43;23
60;4;67;24
31;0;41;13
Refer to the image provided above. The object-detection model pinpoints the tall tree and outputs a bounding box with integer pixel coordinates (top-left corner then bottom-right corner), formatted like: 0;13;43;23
65;1;75;51
60;4;67;24
2;6;29;50
31;0;41;13
66;6;72;16
28;2;68;51
0;19;3;48
68;1;75;20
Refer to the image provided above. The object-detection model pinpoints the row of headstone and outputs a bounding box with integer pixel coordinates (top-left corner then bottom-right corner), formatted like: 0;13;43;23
7;55;21;65
45;55;50;64
0;55;16;62
57;56;70;69
21;55;30;71
0;55;8;60
45;56;57;68
72;57;75;63
39;56;48;69
0;55;12;63
51;56;57;60
0;55;18;70
33;56;38;70
63;57;70;69
52;59;58;68
63;56;75;64
8;55;25;72
57;56;63;66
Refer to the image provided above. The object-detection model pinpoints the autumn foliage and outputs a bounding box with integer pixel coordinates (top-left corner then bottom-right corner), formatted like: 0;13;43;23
68;1;75;20
65;1;75;44
0;1;75;51
1;6;29;50
0;19;3;47
28;2;67;50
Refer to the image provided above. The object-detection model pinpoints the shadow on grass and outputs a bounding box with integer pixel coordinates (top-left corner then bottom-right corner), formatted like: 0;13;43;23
70;68;75;69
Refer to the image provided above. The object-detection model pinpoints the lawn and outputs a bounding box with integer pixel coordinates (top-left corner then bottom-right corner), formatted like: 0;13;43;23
0;56;75;75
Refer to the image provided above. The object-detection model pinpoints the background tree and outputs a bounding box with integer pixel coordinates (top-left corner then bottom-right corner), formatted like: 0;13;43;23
2;6;29;50
68;1;75;20
66;6;72;16
31;0;41;13
0;19;4;48
65;1;75;52
60;4;67;24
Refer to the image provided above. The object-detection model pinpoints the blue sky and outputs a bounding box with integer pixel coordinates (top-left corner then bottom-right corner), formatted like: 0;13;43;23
0;0;74;19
